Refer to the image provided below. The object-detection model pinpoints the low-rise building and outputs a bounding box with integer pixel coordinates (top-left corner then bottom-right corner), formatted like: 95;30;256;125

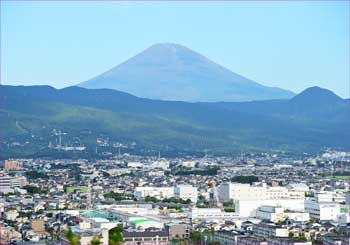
123;230;169;245
189;208;237;220
305;192;340;221
129;218;164;230
267;237;312;245
323;233;350;245
4;160;22;171
256;206;309;222
0;174;27;193
235;198;305;217
4;209;19;221
253;223;289;238
236;236;267;245
166;223;190;240
134;187;174;200
219;182;305;202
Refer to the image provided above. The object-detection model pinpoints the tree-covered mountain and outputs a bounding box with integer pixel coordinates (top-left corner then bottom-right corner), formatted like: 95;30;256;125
1;85;349;158
78;43;294;102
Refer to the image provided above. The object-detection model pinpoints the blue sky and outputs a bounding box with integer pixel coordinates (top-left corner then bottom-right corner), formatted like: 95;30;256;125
1;1;349;97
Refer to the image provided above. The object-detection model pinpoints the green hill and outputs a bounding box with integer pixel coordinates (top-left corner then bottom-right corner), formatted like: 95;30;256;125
1;85;349;159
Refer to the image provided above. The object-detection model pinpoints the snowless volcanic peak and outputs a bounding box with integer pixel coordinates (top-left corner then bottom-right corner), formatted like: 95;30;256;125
79;43;294;102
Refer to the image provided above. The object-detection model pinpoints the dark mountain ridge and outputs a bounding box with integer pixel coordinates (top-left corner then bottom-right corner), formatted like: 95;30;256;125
1;85;349;158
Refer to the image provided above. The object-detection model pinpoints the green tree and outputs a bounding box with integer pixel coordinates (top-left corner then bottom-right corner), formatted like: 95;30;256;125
223;201;232;207
145;196;160;202
109;225;123;245
191;231;201;243
224;207;235;212
297;236;308;242
70;235;80;245
231;175;258;184
25;171;48;179
66;227;73;240
23;185;47;194
309;217;318;223
178;240;186;245
66;227;80;245
104;191;132;201
91;237;101;245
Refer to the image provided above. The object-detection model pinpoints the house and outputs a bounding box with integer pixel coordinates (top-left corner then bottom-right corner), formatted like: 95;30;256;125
122;230;169;245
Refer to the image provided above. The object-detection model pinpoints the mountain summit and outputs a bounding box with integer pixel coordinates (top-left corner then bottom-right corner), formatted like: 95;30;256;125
288;86;348;120
79;43;295;102
291;86;344;104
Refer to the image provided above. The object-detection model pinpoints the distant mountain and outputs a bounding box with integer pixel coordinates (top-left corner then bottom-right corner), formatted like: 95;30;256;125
213;86;349;122
1;85;348;159
291;86;344;105
288;86;349;120
78;43;295;102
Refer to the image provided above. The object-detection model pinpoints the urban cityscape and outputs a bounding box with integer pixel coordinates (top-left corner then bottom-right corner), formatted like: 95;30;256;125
1;149;350;244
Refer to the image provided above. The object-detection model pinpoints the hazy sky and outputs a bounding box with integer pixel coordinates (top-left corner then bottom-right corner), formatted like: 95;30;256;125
2;1;349;97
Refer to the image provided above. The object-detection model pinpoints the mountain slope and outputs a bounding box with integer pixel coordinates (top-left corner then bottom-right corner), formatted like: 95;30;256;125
210;86;349;123
79;43;294;102
288;86;348;120
1;85;349;158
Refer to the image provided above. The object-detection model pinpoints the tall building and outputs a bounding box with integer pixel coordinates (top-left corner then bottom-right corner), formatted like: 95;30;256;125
219;182;306;217
219;182;305;202
4;160;22;171
174;185;198;203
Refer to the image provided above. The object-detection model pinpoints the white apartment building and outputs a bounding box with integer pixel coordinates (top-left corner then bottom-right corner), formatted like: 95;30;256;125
150;160;169;170
253;223;289;238
174;185;198;203
107;168;132;176
236;199;305;217
0;174;27;193
256;206;309;223
288;183;309;192
4;209;19;221
181;161;196;168
286;211;310;222
219;182;305;202
338;212;350;225
305;192;340;221
256;206;284;222
127;162;143;168
134;187;174;200
219;182;306;217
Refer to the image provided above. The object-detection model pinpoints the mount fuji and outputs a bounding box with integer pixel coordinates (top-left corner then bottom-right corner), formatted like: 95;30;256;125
78;43;295;102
